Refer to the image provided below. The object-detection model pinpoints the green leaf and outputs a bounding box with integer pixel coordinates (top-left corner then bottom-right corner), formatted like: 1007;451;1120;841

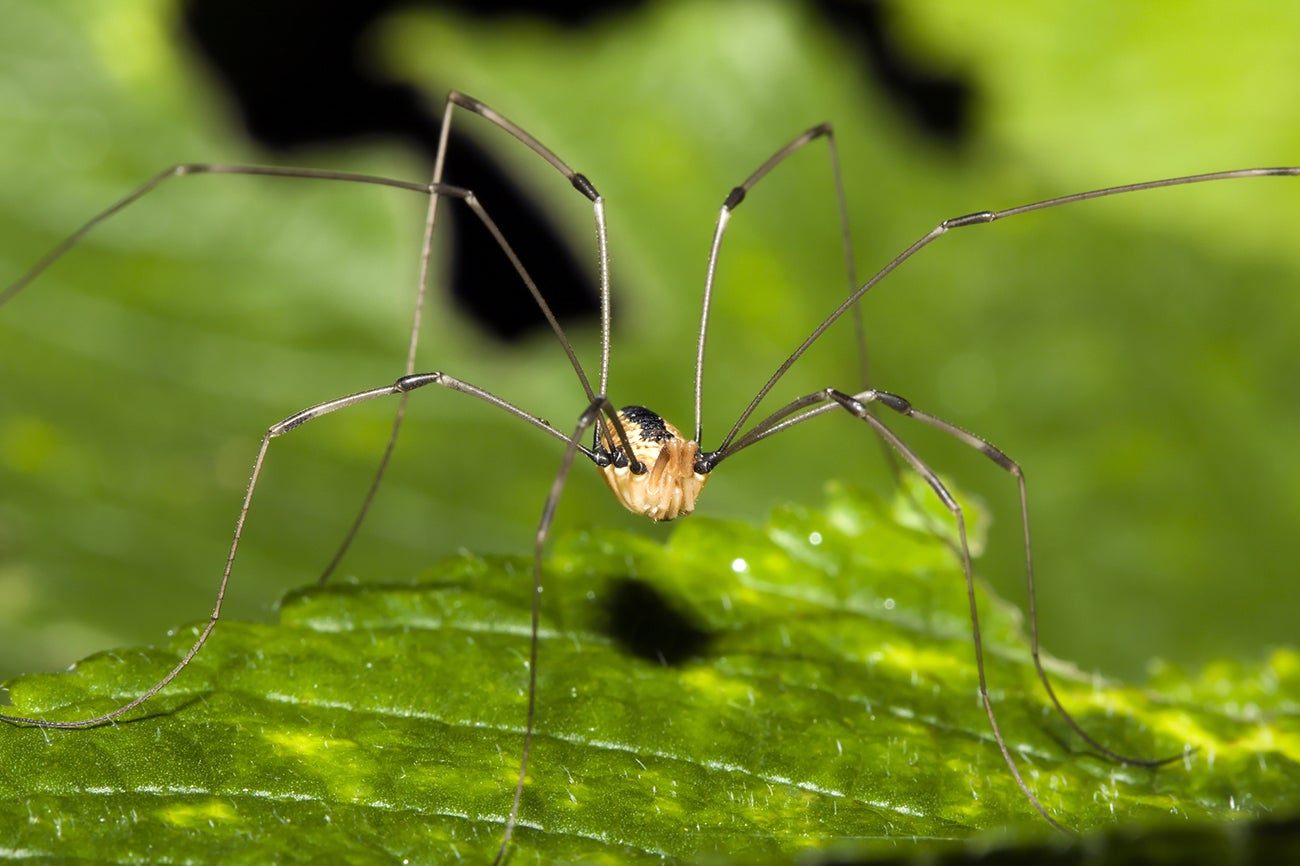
2;485;1297;864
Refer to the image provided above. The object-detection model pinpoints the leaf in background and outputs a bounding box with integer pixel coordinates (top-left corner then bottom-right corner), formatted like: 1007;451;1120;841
2;486;1296;863
3;0;1300;703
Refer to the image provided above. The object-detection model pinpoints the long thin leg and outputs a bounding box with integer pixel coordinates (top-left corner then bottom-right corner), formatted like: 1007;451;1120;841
0;162;480;590
684;118;906;486
826;388;1067;832
493;394;618;865
819;126;911;486
0;164;431;308
0;145;600;586
692;122;865;444
708;381;1189;828
444;92;609;398
866;391;1185;768
317;90;612;584
0;370;587;731
713;382;1184;767
717;166;1300;454
315;133;454;585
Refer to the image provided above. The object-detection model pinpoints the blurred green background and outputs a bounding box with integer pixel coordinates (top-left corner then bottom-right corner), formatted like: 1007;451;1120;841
1;0;1297;698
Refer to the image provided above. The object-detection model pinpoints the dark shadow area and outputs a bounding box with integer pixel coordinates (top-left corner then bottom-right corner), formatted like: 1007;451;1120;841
808;814;1300;866
177;0;973;339
601;577;715;665
179;0;607;341
815;0;971;145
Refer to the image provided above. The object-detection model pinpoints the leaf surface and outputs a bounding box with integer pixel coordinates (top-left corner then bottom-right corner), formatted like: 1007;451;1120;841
2;486;1297;863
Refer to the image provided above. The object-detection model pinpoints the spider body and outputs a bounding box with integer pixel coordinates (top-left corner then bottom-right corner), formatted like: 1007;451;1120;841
595;406;709;522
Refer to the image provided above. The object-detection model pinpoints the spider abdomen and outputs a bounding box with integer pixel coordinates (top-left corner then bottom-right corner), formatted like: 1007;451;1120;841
598;406;708;522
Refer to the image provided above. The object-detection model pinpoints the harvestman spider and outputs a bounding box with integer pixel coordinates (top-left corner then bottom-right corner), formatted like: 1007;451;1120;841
2;91;1297;859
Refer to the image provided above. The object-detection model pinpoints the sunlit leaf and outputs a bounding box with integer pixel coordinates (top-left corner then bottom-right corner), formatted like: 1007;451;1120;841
2;486;1296;863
